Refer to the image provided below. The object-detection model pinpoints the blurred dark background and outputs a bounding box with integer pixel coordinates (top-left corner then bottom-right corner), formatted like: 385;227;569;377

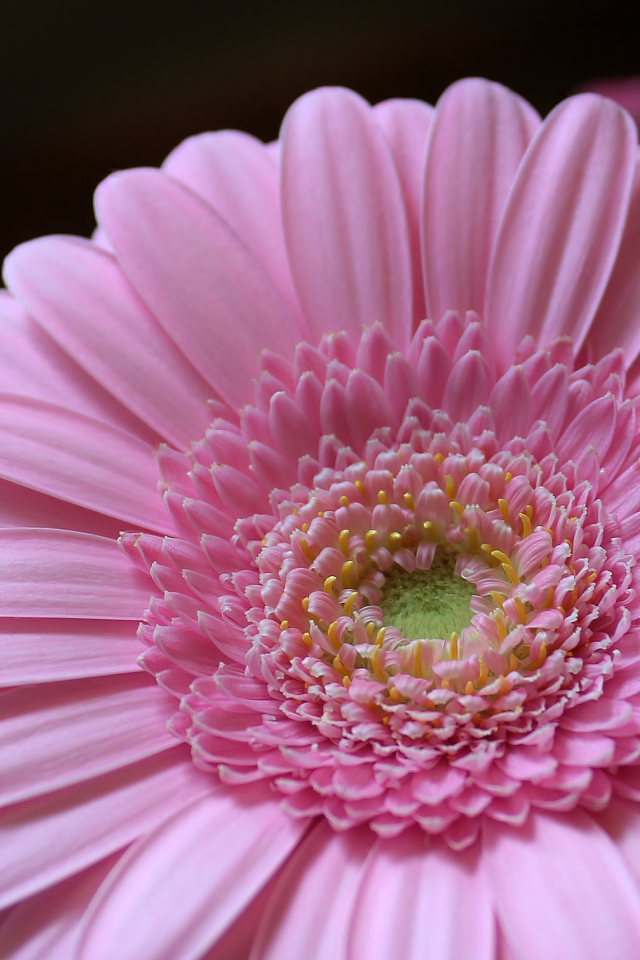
2;0;639;262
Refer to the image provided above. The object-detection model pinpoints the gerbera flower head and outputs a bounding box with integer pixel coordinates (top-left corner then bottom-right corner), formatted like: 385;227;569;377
3;78;640;959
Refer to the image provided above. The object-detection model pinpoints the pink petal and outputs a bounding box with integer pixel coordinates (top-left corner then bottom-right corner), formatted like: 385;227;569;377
556;394;617;464
163;130;302;320
78;787;309;960
349;830;494;960
0;530;153;619
0;854;120;960
0;675;176;807
484;810;640;960
0;292;157;443
281;87;412;349
252;820;373;960
489;366;532;442
0;748;210;910
423;78;539;321
0;477;124;539
0;619;141;685
0;395;171;532
442;351;489;422
95;168;303;409
588;159;640;366
486;95;637;367
597;796;640;889
374;97;434;325
4;237;213;451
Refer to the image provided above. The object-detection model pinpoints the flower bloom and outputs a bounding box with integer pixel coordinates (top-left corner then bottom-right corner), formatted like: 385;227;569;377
3;77;640;959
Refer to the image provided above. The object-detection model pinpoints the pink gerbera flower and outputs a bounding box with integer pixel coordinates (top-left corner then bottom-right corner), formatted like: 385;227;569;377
3;77;640;959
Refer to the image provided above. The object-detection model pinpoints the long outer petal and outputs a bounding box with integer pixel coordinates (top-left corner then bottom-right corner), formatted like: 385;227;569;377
0;395;171;532
0;529;153;619
4;237;213;451
374;98;434;326
485;95;637;367
483;810;640;960
78;787;310;960
348;831;495;960
95;168;303;409
281;87;413;350
423;78;540;322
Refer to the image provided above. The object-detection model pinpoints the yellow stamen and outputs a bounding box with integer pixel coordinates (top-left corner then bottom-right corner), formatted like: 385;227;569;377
371;645;387;681
378;490;389;505
491;549;511;565
502;563;520;586
465;526;479;552
514;595;527;624
509;653;519;672
534;642;548;668
342;675;351;687
441;679;450;690
585;572;597;583
557;604;566;616
324;576;337;594
499;676;509;696
341;560;355;588
445;474;456;499
301;522;309;533
327;620;340;650
389;531;403;551
403;492;416;510
465;680;475;695
490;591;506;609
280;620;289;631
339;495;349;507
478;660;488;686
481;543;493;554
423;520;436;539
544;587;554;608
300;538;315;563
519;512;532;537
498;498;509;521
450;500;464;518
355;480;365;494
525;504;534;520
366;622;375;638
389;686;401;702
505;472;513;483
449;632;459;660
302;632;313;647
333;654;348;675
494;611;507;642
413;642;423;678
301;597;309;612
338;529;350;557
434;453;445;464
375;627;386;647
343;591;358;617
365;529;378;552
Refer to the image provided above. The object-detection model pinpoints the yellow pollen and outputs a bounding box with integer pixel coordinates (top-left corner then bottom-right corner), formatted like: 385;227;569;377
544;587;555;608
327;620;340;650
339;495;349;507
481;543;493;554
514;595;527;623
333;654;348;675
301;522;309;533
545;527;554;537
403;492;416;510
343;591;358;617
499;676;510;696
292;508;299;515
375;627;387;646
423;520;436;539
280;620;289;631
519;512;532;537
445;474;456;499
441;679;451;690
339;529;350;556
491;549;511;565
540;556;550;567
525;504;534;520
302;632;313;647
465;680;475;695
371;646;387;681
365;529;378;551
300;538;315;562
378;490;389;505
502;563;520;586
342;560;356;588
498;498;510;521
434;453;445;464
389;686;401;702
262;538;267;546
301;597;309;612
324;576;337;594
450;500;464;518
490;591;506;609
342;675;351;687
317;511;325;518
509;653;519;672
557;605;566;616
505;472;513;483
389;531;403;550
494;611;507;641
478;660;488;686
366;622;375;638
355;480;365;494
449;632;459;660
465;527;479;552
534;642;548;668
413;642;423;678
585;572;597;583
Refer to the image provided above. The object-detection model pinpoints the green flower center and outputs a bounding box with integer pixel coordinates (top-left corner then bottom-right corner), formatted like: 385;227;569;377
380;551;476;641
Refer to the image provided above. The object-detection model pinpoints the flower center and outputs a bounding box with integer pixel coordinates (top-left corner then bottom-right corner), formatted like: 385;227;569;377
380;552;475;641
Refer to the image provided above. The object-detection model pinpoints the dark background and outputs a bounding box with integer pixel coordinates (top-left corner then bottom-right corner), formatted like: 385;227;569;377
1;0;639;263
